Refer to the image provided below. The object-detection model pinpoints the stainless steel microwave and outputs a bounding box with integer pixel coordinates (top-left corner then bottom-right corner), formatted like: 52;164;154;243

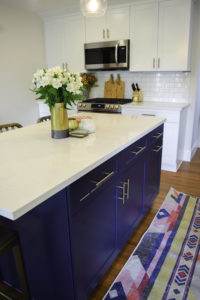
84;39;130;71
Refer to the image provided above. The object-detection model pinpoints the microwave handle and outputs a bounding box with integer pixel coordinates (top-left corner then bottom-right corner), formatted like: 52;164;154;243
115;43;119;64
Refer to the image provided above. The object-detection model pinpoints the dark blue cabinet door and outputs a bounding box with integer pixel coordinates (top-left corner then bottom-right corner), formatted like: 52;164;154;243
144;142;162;212
70;184;116;300
117;158;144;247
0;190;74;300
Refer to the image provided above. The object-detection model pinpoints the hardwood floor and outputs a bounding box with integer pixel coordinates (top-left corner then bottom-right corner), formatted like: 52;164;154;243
91;149;200;300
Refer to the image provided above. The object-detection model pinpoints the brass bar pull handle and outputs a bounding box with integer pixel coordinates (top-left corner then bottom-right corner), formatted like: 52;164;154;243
153;145;163;153
153;132;163;139
153;58;156;69
124;179;130;200
158;58;160;68
131;146;146;156
92;171;114;188
103;29;106;39
117;183;126;205
80;193;90;202
107;28;110;39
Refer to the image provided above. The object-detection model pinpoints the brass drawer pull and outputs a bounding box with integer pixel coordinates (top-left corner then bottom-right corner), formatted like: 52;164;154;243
124;179;130;200
153;132;163;139
117;183;126;205
131;146;146;156
153;145;163;153
91;171;114;188
80;193;90;202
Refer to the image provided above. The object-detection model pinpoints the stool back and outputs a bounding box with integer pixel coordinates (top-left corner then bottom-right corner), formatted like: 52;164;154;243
37;115;51;123
0;123;23;133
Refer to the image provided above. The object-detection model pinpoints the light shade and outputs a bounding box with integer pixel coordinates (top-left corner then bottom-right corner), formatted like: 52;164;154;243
80;0;107;17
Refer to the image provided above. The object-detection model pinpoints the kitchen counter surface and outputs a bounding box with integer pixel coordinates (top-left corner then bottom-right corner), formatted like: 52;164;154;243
122;101;189;112
0;113;164;220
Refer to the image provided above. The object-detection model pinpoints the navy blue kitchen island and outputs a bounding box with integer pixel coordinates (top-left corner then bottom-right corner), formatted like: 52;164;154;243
0;114;164;300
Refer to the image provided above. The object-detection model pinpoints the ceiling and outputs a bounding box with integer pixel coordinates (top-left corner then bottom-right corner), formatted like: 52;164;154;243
1;0;80;15
1;0;127;17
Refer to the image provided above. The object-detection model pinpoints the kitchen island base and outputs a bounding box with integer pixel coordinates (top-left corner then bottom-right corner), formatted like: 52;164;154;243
0;120;163;300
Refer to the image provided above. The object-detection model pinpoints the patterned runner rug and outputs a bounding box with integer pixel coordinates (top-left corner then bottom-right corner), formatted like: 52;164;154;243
103;188;200;300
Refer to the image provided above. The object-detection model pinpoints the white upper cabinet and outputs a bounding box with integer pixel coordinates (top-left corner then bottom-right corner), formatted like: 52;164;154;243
106;6;130;41
63;15;85;72
157;0;192;71
130;0;192;72
44;14;85;72
130;1;158;71
85;16;106;43
85;5;130;43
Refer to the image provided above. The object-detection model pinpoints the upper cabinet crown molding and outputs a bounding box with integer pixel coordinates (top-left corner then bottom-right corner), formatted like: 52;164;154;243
130;0;193;72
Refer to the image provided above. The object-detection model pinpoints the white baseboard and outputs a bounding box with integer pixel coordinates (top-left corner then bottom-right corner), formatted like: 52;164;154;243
161;161;182;173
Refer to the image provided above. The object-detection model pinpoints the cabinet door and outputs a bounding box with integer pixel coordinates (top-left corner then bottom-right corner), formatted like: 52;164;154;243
106;6;130;41
45;19;65;67
63;15;85;73
85;16;106;43
157;0;192;71
117;158;144;247
70;184;116;299
144;141;162;212
130;1;158;71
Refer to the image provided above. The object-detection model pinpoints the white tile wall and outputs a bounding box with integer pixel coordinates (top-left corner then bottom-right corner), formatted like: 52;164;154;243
90;71;191;103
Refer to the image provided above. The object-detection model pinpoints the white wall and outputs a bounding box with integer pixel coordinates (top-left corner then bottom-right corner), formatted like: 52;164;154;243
183;0;200;159
0;3;45;126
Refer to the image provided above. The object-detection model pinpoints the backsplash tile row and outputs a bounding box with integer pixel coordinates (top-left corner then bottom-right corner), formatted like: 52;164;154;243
90;71;191;103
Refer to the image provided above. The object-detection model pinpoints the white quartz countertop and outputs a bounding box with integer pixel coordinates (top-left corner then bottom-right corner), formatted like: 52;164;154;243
0;113;164;220
123;101;189;111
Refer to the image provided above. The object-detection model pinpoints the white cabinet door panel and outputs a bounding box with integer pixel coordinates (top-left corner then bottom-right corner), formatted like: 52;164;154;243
63;15;85;73
130;1;158;71
85;17;106;43
106;6;130;41
158;0;192;71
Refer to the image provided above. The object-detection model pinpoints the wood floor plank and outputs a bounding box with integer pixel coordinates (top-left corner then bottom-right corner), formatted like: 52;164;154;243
90;149;200;300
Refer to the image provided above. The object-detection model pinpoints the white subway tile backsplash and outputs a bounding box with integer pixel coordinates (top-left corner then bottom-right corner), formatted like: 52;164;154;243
90;71;190;103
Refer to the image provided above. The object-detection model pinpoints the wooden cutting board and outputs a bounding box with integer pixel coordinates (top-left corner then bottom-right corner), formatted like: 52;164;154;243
104;78;117;98
116;78;125;99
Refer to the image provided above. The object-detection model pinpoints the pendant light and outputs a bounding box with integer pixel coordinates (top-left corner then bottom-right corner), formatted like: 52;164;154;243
80;0;107;17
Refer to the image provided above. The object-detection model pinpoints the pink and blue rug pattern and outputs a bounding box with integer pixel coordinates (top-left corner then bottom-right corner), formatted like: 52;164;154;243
103;188;200;300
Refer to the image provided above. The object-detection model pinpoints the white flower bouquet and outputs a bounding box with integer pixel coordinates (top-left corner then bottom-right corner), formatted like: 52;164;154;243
32;66;83;109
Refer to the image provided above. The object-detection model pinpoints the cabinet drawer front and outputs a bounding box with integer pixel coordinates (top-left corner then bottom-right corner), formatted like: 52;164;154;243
69;158;115;215
118;136;147;171
148;124;164;146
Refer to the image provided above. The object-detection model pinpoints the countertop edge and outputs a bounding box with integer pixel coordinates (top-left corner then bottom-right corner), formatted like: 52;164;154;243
122;102;190;112
6;119;165;221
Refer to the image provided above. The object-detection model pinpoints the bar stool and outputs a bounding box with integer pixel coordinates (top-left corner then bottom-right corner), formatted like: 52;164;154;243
37;115;51;123
0;123;23;133
0;226;29;299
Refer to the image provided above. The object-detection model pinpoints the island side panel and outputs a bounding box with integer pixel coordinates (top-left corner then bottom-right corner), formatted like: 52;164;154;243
0;189;74;300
